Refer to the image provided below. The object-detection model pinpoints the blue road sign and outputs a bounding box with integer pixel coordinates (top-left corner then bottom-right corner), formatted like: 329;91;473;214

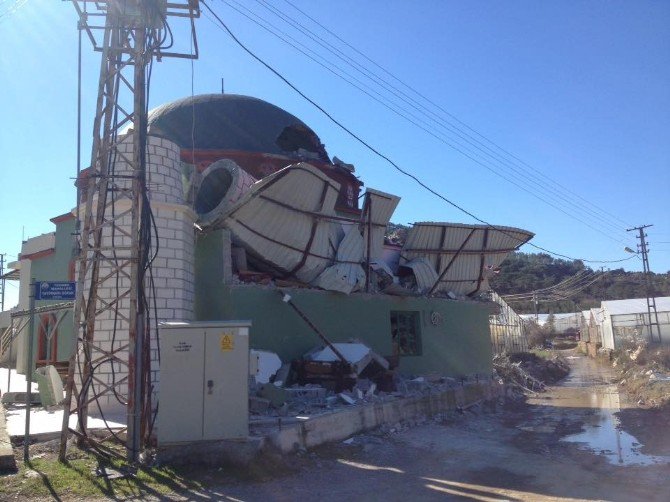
35;281;76;301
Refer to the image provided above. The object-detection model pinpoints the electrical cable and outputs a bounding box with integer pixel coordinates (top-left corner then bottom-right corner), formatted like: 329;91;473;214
503;269;594;295
503;270;606;303
279;0;635;231
74;9;181;449
238;0;633;240
219;0;630;244
201;0;637;265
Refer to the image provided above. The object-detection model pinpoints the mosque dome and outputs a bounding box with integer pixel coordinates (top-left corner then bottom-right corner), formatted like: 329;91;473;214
147;93;330;162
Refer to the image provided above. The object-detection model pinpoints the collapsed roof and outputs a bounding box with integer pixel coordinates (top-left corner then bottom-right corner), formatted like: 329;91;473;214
193;159;533;298
401;223;534;296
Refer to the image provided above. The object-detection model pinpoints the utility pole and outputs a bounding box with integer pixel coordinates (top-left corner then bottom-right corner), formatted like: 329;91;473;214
0;253;5;312
59;0;200;463
627;224;661;343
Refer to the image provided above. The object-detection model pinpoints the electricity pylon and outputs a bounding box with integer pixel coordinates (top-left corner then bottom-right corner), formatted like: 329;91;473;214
59;0;200;463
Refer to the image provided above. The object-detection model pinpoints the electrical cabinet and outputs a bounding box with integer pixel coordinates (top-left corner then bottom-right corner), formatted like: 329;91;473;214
158;321;251;444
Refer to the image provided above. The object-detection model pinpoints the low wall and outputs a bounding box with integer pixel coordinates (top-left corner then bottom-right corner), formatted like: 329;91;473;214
265;381;505;453
157;380;507;466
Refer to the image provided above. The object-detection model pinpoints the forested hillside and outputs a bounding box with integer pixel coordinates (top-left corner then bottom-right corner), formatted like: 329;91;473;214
490;252;670;313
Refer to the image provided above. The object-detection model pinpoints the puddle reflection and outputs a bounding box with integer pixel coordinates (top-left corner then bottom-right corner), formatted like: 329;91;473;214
538;356;670;466
562;384;669;466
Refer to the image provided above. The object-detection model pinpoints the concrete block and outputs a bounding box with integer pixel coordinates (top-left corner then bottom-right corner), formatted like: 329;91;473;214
249;396;271;414
258;384;288;408
158;436;265;468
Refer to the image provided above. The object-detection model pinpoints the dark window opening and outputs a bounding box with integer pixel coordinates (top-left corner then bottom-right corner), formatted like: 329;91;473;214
276;124;329;161
391;311;421;356
195;167;233;214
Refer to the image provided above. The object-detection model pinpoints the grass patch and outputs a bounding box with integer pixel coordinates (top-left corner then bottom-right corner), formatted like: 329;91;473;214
0;447;206;499
0;439;298;499
530;349;553;360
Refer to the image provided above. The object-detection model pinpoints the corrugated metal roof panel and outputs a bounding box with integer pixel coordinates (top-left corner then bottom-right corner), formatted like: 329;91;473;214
312;227;366;294
362;189;401;262
400;258;439;294
402;222;533;296
221;163;342;283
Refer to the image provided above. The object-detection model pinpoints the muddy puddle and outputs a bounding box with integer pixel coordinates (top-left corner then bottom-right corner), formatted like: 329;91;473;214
529;354;670;467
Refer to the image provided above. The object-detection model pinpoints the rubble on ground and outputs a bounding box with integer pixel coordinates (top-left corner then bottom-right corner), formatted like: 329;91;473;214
493;352;569;393
613;342;670;409
248;343;494;420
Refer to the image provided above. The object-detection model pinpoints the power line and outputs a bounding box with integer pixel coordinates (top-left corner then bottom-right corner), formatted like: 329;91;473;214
279;0;635;232
267;0;633;236
201;1;637;265
218;0;631;244
503;270;595;299
503;270;605;302
0;0;27;23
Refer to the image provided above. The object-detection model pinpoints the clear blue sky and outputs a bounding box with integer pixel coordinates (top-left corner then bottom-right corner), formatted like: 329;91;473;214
1;1;669;309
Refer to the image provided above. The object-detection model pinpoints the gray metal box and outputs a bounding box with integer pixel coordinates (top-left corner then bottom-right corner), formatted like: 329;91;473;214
158;321;251;444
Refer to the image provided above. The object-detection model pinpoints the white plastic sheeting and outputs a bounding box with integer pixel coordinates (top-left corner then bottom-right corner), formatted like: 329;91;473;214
401;222;533;296
249;350;282;384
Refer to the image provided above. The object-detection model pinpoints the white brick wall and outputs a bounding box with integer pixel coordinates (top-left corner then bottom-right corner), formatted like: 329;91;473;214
76;135;195;414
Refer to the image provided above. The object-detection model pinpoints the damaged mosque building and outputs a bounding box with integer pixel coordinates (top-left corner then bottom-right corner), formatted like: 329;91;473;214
0;94;533;416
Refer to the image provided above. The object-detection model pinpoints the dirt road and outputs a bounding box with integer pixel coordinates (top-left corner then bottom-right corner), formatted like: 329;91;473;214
197;354;669;501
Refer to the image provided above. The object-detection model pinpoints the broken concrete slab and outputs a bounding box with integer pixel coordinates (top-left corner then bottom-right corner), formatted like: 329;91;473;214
1;392;41;406
258;383;288;408
249;396;271;415
284;386;326;404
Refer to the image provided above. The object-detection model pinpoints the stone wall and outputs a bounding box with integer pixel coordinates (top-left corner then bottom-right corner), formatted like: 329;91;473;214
80;135;195;413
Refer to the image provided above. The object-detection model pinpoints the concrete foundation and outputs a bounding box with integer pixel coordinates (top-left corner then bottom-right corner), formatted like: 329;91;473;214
156;380;507;467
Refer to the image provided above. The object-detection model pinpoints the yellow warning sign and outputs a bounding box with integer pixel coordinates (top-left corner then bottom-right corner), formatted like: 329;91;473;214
220;333;234;352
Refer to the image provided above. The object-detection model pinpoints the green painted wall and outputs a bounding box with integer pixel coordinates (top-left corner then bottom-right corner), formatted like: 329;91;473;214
27;217;76;371
194;231;494;377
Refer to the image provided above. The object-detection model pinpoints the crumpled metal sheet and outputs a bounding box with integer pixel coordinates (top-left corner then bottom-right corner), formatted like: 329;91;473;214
196;158;257;226
362;189;401;262
402;222;533;296
312;226;366;294
399;257;439;294
219;163;342;283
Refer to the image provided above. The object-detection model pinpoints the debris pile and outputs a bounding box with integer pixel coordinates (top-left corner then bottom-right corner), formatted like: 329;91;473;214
613;342;670;409
193;161;533;298
248;344;489;419
493;352;569;392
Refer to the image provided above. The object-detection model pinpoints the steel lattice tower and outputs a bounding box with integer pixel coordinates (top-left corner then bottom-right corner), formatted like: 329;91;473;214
59;0;199;463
